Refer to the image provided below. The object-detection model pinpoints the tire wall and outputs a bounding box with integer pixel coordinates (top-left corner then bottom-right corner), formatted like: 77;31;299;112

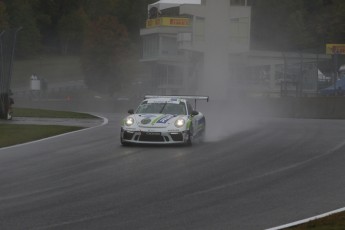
0;94;9;119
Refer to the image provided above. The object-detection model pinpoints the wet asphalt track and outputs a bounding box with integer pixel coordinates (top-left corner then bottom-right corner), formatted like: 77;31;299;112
1;113;345;230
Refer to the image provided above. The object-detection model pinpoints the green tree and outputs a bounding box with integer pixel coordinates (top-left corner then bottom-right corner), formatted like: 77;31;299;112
33;0;85;52
312;0;345;44
251;0;345;52
251;0;304;51
83;0;118;20
0;1;9;30
57;7;89;54
2;0;155;56
82;15;129;93
286;9;315;50
114;0;156;41
83;0;155;41
5;0;41;57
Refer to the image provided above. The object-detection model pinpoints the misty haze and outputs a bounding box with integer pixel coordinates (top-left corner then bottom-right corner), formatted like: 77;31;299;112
1;0;345;230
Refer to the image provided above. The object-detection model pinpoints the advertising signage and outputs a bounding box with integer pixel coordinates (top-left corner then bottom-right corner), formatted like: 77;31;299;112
146;17;190;28
326;44;345;55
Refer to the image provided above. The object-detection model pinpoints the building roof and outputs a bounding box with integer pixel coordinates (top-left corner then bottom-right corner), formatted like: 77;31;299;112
148;0;200;12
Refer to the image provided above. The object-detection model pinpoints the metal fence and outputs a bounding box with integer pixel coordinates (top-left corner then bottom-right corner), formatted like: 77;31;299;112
231;51;332;97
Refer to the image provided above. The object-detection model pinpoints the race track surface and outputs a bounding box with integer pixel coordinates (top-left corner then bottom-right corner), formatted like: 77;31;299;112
1;113;345;230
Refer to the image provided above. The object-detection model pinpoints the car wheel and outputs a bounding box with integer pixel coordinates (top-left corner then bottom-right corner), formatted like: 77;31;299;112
200;121;206;142
187;125;193;146
120;130;129;146
120;138;130;146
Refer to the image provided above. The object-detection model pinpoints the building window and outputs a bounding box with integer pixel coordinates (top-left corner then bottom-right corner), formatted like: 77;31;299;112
230;0;246;6
142;34;159;59
161;36;178;56
194;17;205;41
153;65;183;87
229;17;249;44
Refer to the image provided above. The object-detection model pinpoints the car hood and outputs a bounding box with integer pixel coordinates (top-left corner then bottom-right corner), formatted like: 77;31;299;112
133;114;185;128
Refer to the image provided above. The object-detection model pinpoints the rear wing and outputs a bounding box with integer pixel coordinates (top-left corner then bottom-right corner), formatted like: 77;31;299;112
144;95;209;101
144;95;209;109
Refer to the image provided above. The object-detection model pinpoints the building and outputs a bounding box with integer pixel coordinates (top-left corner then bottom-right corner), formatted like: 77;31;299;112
140;0;330;100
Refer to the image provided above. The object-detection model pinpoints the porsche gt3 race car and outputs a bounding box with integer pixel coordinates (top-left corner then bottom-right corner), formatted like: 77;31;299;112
120;95;209;145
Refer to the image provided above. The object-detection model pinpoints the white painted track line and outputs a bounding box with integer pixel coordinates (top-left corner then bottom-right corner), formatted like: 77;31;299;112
0;115;108;151
266;207;345;230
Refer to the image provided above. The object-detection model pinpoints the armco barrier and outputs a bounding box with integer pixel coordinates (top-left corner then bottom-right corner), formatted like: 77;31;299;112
229;96;345;120
256;97;345;119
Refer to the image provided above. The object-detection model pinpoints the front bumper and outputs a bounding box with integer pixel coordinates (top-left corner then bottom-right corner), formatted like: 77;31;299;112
121;128;189;144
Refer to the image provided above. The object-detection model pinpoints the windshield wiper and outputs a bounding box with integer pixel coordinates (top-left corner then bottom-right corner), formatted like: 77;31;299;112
159;103;167;113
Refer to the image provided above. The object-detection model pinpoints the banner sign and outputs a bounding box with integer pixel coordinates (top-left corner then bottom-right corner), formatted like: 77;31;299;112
146;17;190;28
326;44;345;55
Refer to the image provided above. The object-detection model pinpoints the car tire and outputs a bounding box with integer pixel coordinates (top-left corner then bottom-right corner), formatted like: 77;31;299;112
120;131;129;146
200;121;206;142
186;125;193;146
120;138;130;146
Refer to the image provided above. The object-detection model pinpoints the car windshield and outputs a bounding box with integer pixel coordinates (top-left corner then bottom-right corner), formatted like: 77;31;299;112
136;102;187;115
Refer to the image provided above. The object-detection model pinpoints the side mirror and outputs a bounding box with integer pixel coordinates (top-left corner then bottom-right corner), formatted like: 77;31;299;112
191;110;199;116
128;109;134;114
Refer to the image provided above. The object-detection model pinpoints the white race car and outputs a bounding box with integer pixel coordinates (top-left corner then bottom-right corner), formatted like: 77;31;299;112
120;95;209;145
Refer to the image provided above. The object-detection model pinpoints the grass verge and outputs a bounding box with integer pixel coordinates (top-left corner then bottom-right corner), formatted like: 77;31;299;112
13;107;99;119
0;124;83;148
0;107;100;148
12;55;82;88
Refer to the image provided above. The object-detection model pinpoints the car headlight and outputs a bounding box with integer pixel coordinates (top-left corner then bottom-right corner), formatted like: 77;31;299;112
174;118;185;128
125;117;135;126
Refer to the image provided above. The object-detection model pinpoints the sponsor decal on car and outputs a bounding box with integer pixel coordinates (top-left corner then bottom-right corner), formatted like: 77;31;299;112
168;129;180;132
151;114;175;124
141;118;151;124
155;114;174;124
142;114;156;118
186;119;192;129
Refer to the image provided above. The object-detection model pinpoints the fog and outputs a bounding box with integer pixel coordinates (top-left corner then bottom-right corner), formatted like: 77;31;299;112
11;1;282;144
192;1;270;143
193;92;274;143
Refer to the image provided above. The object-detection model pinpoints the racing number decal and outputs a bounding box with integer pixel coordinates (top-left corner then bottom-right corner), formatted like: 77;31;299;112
156;114;174;124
